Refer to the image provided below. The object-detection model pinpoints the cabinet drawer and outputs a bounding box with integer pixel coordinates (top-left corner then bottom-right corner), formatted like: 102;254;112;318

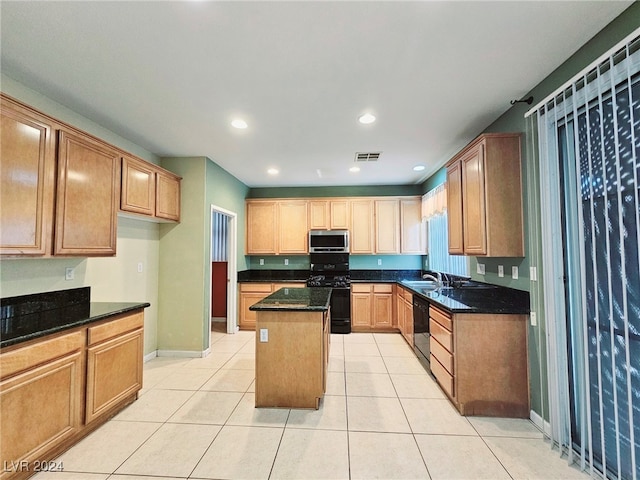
88;311;144;346
275;282;305;290
430;318;453;352
430;354;454;398
240;283;273;293
402;288;413;302
351;283;372;293
430;336;454;375
0;330;85;379
430;306;453;331
373;284;393;294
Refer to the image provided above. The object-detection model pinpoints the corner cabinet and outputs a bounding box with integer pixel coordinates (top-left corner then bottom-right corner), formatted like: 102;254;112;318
351;283;396;332
0;96;56;256
55;129;120;256
121;155;182;222
446;133;524;257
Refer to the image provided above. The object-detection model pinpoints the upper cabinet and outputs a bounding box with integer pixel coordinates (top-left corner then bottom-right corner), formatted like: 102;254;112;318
400;198;426;254
350;199;374;254
278;200;308;254
1;94;182;257
0;96;56;256
121;155;182;222
246;201;278;254
446;133;524;257
375;199;400;254
329;200;350;229
309;200;330;229
55;129;120;256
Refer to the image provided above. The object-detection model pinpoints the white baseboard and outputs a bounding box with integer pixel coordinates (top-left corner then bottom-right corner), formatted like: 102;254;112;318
530;410;552;436
156;349;207;358
143;351;158;363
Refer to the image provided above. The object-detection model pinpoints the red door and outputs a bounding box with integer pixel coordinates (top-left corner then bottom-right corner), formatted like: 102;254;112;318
211;262;227;317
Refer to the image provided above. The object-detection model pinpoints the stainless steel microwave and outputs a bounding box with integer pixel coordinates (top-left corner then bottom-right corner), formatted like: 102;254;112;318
309;229;349;253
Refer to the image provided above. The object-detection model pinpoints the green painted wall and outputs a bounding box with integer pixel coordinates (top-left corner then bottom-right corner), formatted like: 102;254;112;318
247;255;423;270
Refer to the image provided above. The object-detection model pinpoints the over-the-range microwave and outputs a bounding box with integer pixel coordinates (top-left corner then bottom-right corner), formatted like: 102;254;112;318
309;229;349;253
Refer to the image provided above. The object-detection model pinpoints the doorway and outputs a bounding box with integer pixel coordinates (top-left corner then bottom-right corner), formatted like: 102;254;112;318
209;205;238;347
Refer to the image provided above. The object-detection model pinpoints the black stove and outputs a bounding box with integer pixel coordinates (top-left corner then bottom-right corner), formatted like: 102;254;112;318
307;253;351;333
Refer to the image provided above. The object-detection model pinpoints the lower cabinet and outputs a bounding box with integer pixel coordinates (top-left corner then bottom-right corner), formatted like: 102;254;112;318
86;312;144;423
351;283;396;332
0;311;145;480
238;282;305;330
396;286;414;347
429;305;529;417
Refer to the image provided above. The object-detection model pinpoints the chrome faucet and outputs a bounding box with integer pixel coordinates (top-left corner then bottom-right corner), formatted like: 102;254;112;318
422;272;442;289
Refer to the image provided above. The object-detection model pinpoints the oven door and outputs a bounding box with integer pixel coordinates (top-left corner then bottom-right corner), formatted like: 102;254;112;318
329;287;351;334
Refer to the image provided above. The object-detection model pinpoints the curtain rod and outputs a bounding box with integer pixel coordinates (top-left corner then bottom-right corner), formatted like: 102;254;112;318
525;26;640;118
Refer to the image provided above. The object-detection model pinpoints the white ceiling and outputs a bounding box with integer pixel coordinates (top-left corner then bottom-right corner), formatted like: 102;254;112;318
1;1;632;188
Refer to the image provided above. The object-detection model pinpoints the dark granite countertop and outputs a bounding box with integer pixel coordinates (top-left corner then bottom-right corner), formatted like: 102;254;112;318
249;287;331;312
1;287;150;349
399;280;530;314
237;270;309;282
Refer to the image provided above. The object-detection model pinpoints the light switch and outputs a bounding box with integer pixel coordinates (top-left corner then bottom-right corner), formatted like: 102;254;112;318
260;258;264;266
137;262;143;273
512;266;519;279
65;267;74;281
530;266;537;281
378;258;382;266
530;312;537;326
284;258;289;266
259;328;269;342
477;263;485;275
498;265;504;278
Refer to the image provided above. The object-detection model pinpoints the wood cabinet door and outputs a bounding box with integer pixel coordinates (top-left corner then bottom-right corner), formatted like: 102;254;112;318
0;349;84;471
239;291;271;330
350;199;374;254
279;200;308;254
121;155;155;216
0;97;56;256
329;200;350;229
156;170;181;221
461;143;487;255
372;293;393;328
55;130;120;256
86;328;143;423
400;198;426;254
375;199;399;254
446;161;464;255
351;293;372;328
309;200;330;229
246;202;277;254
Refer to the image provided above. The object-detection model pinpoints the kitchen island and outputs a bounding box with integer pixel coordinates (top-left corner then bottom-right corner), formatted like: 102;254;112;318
249;287;331;409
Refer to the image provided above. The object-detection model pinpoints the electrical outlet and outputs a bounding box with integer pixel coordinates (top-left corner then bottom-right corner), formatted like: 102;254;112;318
498;265;504;277
512;266;519;279
259;328;269;342
65;267;74;281
137;262;143;273
378;258;382;266
284;258;289;266
530;312;537;326
477;263;485;275
260;258;264;266
530;266;537;281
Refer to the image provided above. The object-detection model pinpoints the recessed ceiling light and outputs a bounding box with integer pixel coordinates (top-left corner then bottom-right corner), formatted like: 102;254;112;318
358;113;376;125
413;165;426;172
350;166;360;173
267;168;279;175
231;119;248;129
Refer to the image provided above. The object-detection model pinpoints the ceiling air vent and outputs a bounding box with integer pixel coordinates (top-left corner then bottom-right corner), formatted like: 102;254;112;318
354;152;382;162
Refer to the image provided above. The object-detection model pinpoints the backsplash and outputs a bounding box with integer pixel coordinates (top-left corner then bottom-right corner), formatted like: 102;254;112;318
247;255;423;271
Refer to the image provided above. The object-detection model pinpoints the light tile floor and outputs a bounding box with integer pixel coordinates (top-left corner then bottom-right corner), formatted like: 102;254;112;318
34;331;590;480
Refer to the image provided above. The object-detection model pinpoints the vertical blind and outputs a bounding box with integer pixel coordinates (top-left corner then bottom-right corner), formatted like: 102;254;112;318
527;29;640;480
212;211;228;262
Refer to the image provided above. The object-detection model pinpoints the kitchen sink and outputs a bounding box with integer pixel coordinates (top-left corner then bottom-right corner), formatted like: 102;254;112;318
401;280;441;291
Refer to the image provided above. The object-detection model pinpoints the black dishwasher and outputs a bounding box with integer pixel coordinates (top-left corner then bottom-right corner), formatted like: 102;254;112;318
412;295;430;372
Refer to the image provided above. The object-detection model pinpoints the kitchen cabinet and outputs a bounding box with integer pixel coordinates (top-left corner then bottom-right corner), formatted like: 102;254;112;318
0;96;56;256
278;200;309;254
155;169;181;222
309;200;330;229
246;201;278;254
238;282;305;330
351;283;395;331
121;155;155;216
375;199;400;254
396;286;413;347
0;331;85;480
446;133;524;257
55;129;120;256
429;304;529;417
400;198;426;254
329;200;350;229
86;311;144;423
350;199;374;254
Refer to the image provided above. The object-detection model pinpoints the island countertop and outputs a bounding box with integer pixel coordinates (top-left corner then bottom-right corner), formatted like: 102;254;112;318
249;287;332;312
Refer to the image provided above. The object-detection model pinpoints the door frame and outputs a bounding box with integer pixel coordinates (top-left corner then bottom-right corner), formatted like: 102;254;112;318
209;205;239;349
